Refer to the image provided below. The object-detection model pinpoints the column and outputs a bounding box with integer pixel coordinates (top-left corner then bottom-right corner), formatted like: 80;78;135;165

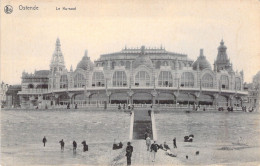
213;93;219;109
229;95;234;107
67;92;74;105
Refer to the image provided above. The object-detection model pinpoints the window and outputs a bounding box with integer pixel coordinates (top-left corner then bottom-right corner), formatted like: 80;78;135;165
235;77;241;90
126;61;131;69
92;72;105;87
135;71;150;87
181;72;194;87
163;61;168;66
111;61;116;70
113;71;127;87
74;73;85;88
28;84;34;89
156;61;161;69
202;73;213;88
171;61;175;70
158;71;173;87
60;75;68;89
221;75;229;90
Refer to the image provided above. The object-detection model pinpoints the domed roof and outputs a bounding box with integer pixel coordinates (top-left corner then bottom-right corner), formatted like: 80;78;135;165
133;46;154;69
218;39;227;50
76;50;92;70
192;49;212;70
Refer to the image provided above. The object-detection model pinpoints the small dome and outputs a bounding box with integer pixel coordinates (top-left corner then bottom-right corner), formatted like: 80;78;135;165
76;50;92;70
218;39;227;50
192;49;212;70
133;46;154;69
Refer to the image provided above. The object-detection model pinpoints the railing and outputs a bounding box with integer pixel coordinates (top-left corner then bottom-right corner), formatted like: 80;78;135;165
18;87;248;95
18;89;49;94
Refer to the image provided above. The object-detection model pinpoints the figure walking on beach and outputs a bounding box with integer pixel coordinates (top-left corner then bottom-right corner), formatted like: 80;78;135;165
173;137;177;148
125;142;133;166
73;141;77;152
150;141;159;162
59;139;65;151
42;136;47;147
146;136;151;151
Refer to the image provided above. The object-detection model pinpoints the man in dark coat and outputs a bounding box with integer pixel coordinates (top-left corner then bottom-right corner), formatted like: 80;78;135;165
125;142;133;166
150;141;159;162
173;137;177;148
59;139;65;151
42;136;47;147
73;141;77;152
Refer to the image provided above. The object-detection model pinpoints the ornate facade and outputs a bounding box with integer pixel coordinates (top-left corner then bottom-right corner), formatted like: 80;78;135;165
18;38;247;109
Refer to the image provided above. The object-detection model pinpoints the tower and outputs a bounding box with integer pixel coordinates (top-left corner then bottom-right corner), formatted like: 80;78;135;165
214;39;233;72
50;38;66;74
49;38;66;90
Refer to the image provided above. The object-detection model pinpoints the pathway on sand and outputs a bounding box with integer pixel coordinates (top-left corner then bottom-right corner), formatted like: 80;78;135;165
133;110;153;139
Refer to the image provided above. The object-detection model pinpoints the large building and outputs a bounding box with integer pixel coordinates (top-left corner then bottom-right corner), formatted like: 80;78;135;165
18;38;247;109
246;71;260;111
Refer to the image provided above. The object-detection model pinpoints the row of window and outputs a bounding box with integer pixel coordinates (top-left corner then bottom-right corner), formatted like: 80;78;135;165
97;60;191;69
50;71;242;90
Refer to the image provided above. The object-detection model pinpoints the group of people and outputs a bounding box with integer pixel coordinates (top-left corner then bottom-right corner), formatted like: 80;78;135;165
118;103;134;110
242;106;255;112
42;136;88;153
144;135;178;163
66;103;78;109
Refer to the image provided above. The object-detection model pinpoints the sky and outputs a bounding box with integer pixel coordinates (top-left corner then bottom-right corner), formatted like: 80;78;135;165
1;0;260;85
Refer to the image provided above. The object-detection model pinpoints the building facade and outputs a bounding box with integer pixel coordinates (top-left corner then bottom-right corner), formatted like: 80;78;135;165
246;71;260;111
6;85;21;108
0;82;8;107
18;38;247;109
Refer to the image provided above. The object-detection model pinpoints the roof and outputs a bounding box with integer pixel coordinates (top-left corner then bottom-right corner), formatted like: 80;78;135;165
34;70;49;76
132;46;154;69
6;85;21;94
192;49;212;70
76;50;93;70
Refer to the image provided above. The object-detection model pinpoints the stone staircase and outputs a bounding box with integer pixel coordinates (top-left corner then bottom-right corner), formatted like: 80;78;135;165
133;110;153;140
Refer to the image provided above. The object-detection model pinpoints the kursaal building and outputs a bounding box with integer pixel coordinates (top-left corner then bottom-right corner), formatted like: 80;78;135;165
18;38;247;109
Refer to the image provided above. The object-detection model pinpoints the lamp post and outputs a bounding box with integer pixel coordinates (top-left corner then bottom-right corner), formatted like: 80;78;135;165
187;92;190;109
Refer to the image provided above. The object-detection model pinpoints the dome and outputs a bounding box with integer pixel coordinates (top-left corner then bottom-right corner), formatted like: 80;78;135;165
132;46;154;69
192;49;212;70
76;50;92;70
218;39;227;50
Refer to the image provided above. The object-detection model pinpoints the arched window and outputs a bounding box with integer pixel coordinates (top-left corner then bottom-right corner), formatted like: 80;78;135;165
163;61;168;66
113;71;127;87
179;62;183;69
158;71;173;87
92;72;105;87
102;62;106;67
156;61;161;69
202;73;213;88
74;73;85;88
171;61;175;70
120;61;124;66
220;75;229;90
135;71;150;87
181;72;194;87
28;84;34;89
111;61;116;70
126;61;131;69
235;77;241;90
60;75;68;89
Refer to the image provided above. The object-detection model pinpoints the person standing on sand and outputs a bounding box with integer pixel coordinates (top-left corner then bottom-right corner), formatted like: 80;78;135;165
59;139;65;151
150;141;159;162
125;142;133;166
73;141;77;152
42;136;47;147
146;136;151;151
173;137;177;148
